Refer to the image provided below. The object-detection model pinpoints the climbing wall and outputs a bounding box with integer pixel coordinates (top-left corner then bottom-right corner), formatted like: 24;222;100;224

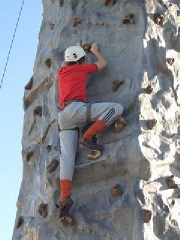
12;0;180;239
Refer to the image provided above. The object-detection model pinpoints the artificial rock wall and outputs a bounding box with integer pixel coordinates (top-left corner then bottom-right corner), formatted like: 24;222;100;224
13;0;180;239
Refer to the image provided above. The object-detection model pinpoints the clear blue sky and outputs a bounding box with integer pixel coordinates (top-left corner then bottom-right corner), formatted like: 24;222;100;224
0;1;42;239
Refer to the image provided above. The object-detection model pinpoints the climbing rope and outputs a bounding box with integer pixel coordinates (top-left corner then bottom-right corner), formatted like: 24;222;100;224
0;0;25;89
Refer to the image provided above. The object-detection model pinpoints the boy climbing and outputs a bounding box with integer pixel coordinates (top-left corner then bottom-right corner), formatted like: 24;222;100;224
58;43;125;226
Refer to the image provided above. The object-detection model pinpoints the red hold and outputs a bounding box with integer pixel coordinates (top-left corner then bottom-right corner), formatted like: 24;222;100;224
111;184;122;197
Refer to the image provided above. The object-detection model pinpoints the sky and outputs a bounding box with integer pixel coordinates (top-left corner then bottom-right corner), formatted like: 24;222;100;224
0;1;43;239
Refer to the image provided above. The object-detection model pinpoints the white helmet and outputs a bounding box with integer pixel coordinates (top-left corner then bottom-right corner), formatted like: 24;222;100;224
65;46;86;62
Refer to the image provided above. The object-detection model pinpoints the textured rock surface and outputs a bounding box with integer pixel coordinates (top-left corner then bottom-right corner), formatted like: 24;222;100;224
13;0;180;239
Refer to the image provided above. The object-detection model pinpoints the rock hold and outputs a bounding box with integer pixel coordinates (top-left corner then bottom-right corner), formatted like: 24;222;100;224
167;175;178;189
147;119;157;130
16;216;24;229
111;184;122;197
38;203;48;218
104;0;116;6
114;116;127;132
87;149;102;160
49;23;55;30
142;209;152;223
46;159;59;173
154;13;164;25
24;77;33;90
73;18;82;27
123;14;135;24
112;80;124;91
146;85;153;94
45;58;51;68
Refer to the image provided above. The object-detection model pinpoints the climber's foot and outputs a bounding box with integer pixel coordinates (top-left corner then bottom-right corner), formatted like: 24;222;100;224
114;116;127;133
59;198;73;219
79;137;103;151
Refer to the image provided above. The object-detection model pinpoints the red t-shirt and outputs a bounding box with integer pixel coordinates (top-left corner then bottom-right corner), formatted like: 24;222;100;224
58;63;98;107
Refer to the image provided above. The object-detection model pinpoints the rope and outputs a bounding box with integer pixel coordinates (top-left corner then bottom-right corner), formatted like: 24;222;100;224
0;0;25;89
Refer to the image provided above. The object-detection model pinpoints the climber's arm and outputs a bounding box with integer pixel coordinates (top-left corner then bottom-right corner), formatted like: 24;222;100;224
90;43;108;70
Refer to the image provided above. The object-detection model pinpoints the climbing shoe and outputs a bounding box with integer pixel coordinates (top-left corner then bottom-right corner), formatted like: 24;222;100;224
59;198;74;219
79;137;103;151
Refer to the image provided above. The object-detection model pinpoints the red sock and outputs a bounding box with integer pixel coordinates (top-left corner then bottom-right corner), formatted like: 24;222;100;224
83;120;106;140
60;179;72;203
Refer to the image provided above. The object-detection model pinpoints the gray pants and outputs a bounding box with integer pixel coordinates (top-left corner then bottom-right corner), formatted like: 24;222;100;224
58;102;123;180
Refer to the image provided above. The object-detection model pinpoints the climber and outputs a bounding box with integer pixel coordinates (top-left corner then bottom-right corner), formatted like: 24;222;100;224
58;42;125;225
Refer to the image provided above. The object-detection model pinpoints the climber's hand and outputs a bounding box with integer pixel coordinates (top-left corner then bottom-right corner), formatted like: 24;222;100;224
90;43;99;53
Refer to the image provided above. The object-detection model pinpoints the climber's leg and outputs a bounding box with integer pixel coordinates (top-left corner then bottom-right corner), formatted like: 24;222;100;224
59;129;78;208
80;102;124;149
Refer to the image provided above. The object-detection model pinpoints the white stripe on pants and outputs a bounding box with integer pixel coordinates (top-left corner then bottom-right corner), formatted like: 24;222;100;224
58;102;123;180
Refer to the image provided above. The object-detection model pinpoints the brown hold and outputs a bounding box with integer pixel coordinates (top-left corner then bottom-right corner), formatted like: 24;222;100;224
46;159;59;173
60;216;73;227
142;209;152;223
46;144;52;152
59;0;64;7
111;184;122;197
24;77;33;90
87;150;102;160
147;119;157;130
154;13;164;25
49;23;55;30
83;43;92;53
26;151;34;162
146;85;153;94
73;18;82;27
112;80;124;91
16;216;24;228
114;116;127;133
123;14;135;24
167;175;178;189
34;106;42;117
167;58;175;66
45;58;51;68
104;0;116;6
38;203;48;218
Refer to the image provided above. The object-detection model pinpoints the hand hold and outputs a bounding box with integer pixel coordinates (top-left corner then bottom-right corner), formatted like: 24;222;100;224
146;85;153;94
24;77;33;90
83;43;92;53
154;13;164;25
59;0;64;7
167;175;178;189
111;184;122;197
34;106;42;117
45;58;51;68
73;18;82;27
46;145;52;152
38;203;48;218
87;149;102;160
46;159;59;173
112;80;124;91
147;119;157;130
142;209;152;223
114;116;127;133
16;216;24;229
167;58;175;66
49;23;55;30
26;151;34;162
123;14;135;24
104;0;116;6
